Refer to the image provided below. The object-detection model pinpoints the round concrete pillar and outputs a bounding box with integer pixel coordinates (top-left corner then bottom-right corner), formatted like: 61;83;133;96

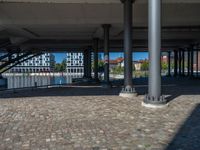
167;51;171;76
83;50;89;78
93;38;100;82
187;49;191;76
119;0;137;98
143;0;167;108
102;24;112;88
191;48;194;77
174;50;178;77
182;49;185;76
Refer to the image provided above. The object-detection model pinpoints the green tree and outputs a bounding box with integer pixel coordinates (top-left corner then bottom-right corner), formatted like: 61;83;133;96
98;61;104;72
140;61;149;77
112;66;124;75
141;61;149;71
161;62;168;70
55;59;66;72
61;59;66;72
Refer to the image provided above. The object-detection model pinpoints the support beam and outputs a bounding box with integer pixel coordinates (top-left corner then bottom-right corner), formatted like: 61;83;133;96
0;53;42;74
83;50;89;78
191;48;194;77
143;0;166;107
167;51;171;76
178;49;182;76
174;50;178;77
0;53;10;61
197;50;199;77
0;52;31;70
102;24;111;88
182;49;185;76
93;38;99;82
87;47;92;79
120;0;136;98
187;49;190;76
0;50;20;61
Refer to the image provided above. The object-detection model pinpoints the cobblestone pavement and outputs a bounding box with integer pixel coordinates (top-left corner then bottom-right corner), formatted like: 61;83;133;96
0;77;200;150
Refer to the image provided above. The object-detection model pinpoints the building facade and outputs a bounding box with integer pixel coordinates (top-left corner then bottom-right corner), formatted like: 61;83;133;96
66;52;84;75
109;57;124;70
9;53;55;73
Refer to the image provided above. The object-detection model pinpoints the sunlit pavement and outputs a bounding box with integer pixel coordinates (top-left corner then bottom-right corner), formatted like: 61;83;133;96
0;77;200;150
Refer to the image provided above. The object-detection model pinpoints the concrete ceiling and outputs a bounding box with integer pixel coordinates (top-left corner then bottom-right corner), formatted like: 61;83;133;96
0;0;200;51
2;0;200;4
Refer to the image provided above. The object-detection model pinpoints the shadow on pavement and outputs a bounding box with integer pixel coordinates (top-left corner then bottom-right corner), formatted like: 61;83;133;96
165;104;200;150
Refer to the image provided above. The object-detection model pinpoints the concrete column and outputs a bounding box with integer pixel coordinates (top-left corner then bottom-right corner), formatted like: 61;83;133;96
197;50;199;77
187;49;190;76
93;38;99;82
87;47;92;79
174;50;178;77
83;50;88;78
120;0;136;98
178;49;182;76
167;51;171;76
191;49;194;77
182;50;185;76
102;24;111;88
143;0;166;108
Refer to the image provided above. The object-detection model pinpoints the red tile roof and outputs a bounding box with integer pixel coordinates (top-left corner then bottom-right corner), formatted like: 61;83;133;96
109;57;124;64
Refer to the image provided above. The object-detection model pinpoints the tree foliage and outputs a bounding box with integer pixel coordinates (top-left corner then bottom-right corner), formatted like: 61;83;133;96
161;62;168;70
112;66;124;74
54;59;66;72
141;61;149;71
98;61;105;72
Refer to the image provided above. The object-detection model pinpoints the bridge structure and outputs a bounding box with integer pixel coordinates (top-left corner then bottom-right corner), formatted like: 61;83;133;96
0;0;200;107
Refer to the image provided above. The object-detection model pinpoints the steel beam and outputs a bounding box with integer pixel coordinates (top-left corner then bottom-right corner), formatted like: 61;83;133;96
0;53;10;61
0;52;31;70
0;53;42;74
18;39;194;53
0;50;20;61
143;0;166;107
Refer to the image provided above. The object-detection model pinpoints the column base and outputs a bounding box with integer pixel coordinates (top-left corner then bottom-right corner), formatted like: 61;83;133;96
142;95;168;108
119;86;137;98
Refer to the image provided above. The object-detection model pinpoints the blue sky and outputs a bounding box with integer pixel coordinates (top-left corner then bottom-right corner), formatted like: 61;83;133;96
53;53;66;63
53;52;148;63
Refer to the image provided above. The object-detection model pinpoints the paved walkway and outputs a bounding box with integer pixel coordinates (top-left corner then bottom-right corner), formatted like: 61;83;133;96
0;77;200;150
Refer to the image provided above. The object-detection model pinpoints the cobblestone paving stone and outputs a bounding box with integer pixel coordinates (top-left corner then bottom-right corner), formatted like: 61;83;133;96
0;78;200;150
